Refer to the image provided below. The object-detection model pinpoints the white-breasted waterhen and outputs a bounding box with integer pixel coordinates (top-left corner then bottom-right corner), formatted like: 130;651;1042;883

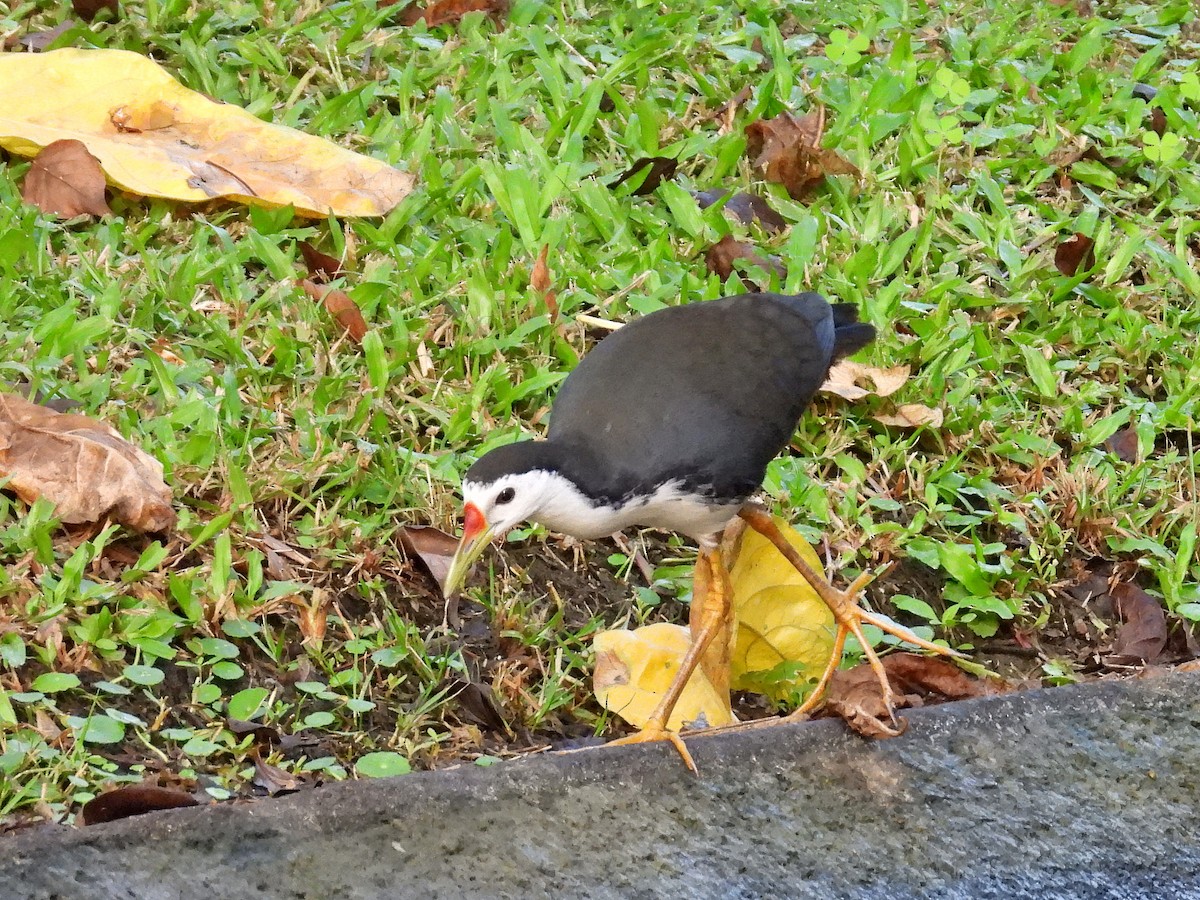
443;290;959;770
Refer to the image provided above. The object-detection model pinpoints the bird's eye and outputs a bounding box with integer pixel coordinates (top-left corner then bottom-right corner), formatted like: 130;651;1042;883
496;487;516;505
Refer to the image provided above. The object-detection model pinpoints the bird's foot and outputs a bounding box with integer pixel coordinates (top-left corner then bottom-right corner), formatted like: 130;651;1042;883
781;571;960;732
737;505;961;729
607;719;698;775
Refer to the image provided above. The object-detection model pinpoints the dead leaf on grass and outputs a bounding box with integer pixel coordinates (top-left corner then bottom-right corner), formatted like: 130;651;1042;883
693;188;787;235
21;139;111;219
873;404;944;429
823;665;908;738
445;677;509;733
879;653;995;700
706;86;752;131
1105;425;1139;463
399;524;460;589
1149;106;1167;137
745;107;860;200
820;360;910;401
530;243;558;321
1110;582;1168;662
0;49;414;217
1054;233;1095;276
299;241;346;283
253;756;304;796
8;20;77;52
226;718;282;747
0;392;175;531
392;0;509;26
79;782;198;826
825;653;996;738
33;709;65;746
705;234;786;284
610;156;678;195
299;279;368;343
288;589;329;648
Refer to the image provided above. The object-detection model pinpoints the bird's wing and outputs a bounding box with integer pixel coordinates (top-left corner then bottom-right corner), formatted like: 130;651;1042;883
549;293;846;502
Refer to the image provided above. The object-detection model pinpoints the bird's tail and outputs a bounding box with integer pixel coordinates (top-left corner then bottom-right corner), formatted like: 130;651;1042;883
831;304;875;359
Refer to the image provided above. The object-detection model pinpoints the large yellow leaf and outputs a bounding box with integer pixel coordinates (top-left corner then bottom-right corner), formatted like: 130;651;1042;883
0;49;414;217
592;518;836;730
593;623;734;730
725;516;836;702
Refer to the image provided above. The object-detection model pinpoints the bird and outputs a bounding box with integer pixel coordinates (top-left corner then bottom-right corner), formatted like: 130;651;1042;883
442;290;959;769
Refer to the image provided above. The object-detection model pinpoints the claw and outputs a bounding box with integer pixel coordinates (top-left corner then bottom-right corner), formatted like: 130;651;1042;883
607;719;698;775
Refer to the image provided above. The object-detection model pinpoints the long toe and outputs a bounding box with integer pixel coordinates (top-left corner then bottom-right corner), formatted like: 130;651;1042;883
607;722;698;775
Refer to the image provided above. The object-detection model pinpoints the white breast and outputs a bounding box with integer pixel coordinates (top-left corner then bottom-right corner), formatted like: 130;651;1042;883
536;474;741;543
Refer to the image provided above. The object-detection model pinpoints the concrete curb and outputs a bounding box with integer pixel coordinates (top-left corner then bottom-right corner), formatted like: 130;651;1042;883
5;673;1200;899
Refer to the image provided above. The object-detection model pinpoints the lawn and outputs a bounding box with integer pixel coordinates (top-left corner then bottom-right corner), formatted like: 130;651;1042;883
1;0;1198;827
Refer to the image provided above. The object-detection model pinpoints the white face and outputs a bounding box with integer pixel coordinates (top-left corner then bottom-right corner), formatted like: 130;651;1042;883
461;470;562;538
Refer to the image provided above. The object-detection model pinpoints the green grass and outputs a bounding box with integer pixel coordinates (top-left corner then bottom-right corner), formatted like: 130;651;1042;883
2;0;1199;825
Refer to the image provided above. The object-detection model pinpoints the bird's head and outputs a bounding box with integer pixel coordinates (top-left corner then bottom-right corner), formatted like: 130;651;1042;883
442;442;562;597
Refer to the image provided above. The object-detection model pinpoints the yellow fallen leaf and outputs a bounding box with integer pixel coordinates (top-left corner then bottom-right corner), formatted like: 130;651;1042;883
0;392;175;532
873;403;944;428
0;49;414;217
593;623;734;730
820;360;910;400
724;516;835;702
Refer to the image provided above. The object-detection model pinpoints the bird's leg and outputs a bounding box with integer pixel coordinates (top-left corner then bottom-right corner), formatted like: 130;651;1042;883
737;503;961;725
606;546;730;774
691;547;735;700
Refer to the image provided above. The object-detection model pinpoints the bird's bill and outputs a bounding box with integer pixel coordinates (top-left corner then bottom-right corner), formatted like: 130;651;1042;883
441;502;493;597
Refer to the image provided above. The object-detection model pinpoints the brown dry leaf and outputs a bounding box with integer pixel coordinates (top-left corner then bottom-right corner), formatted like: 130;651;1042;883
820;360;910;401
299;279;368;343
71;0;118;22
1105;425;1139;463
593;623;734;730
253;757;304;796
33;709;64;745
1111;582;1168;662
878;654;994;700
824;665;908;738
399;524;460;589
11;20;77;52
395;0;509;25
288;590;329;647
705;234;786;284
1149;107;1167;137
530;243;558;321
610;156;678;195
693;188;787;235
744;107;860;200
0;49;413;217
1054;233;1095;276
873;404;944;429
711;85;752;126
445;678;509;733
825;653;996;738
21;139;111;219
226;718;282;748
79;782;198;826
530;244;552;294
299;241;346;283
0;392;174;531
